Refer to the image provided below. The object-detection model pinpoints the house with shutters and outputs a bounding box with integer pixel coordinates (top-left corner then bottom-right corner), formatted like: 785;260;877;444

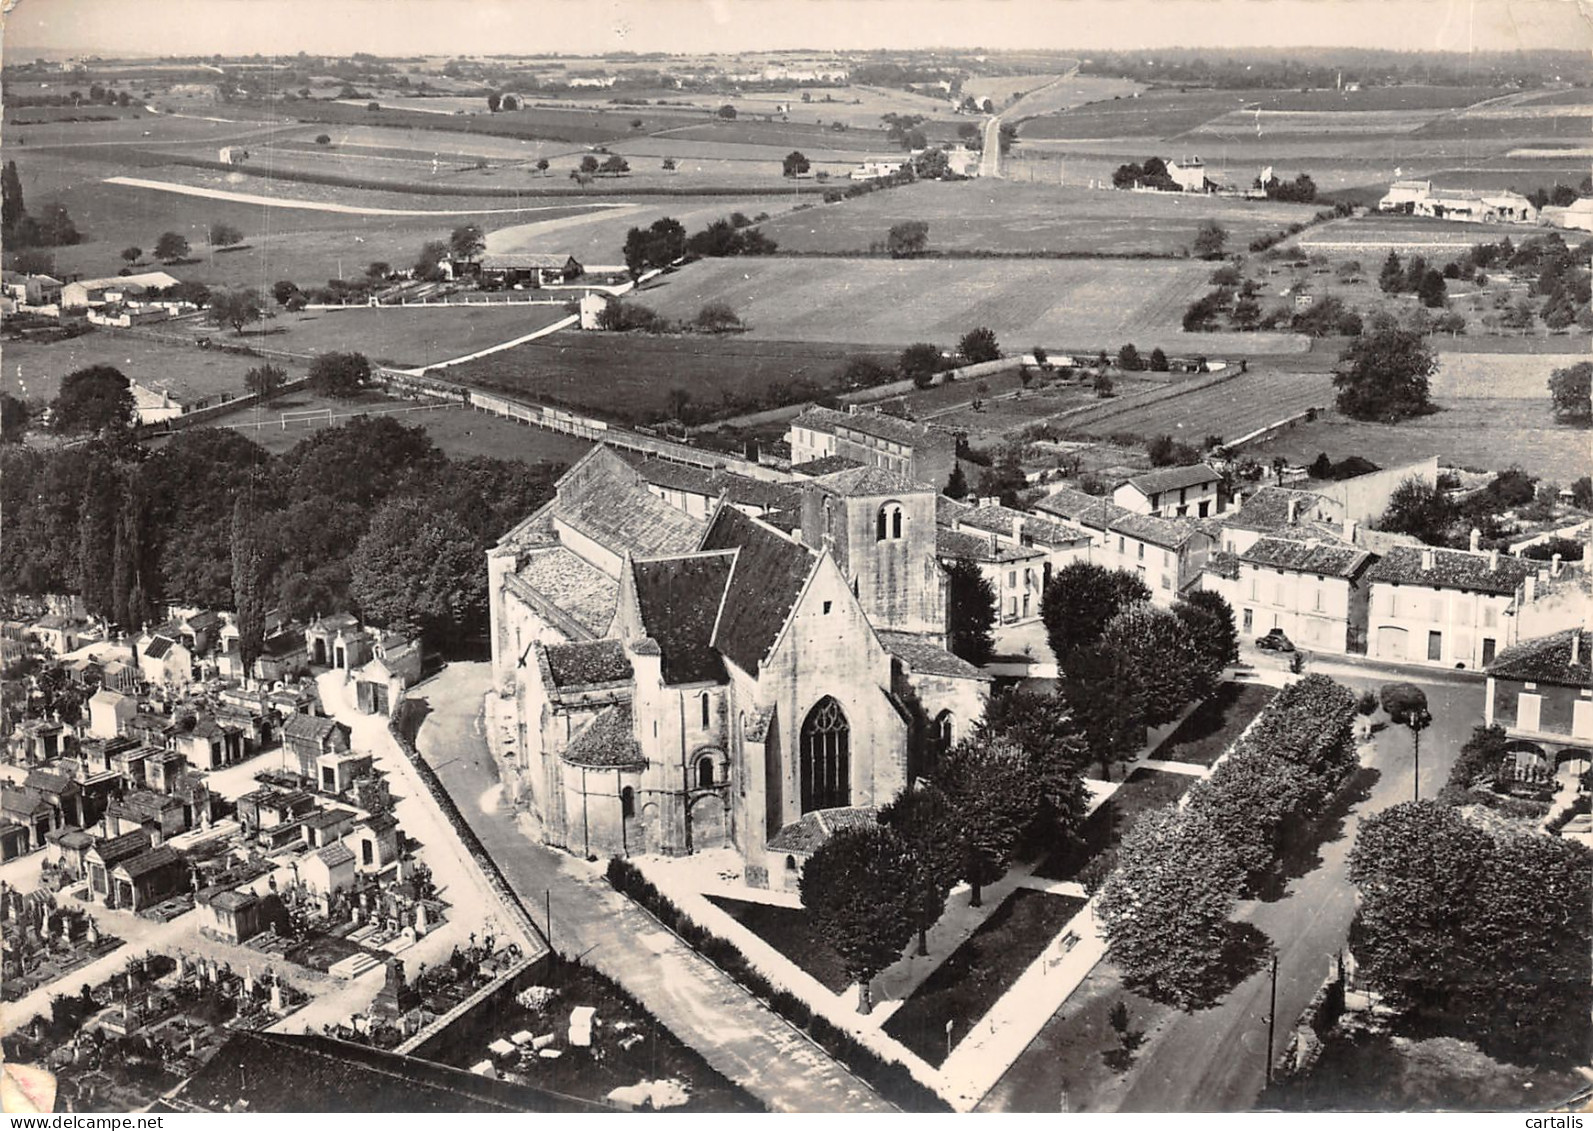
1113;464;1223;519
1484;628;1593;746
786;405;961;491
1203;537;1375;653
1364;545;1539;670
1034;485;1215;604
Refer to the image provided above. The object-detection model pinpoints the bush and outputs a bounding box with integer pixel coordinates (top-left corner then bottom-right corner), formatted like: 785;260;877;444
597;298;668;333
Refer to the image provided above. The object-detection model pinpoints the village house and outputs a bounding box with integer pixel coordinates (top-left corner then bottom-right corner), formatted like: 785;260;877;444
950;497;1094;589
443;252;583;287
1035;485;1215;604
1166;156;1208;192
1364;544;1539;669
1484;628;1593;745
1541;197;1593;232
489;447;985;881
1;270;64;308
787;405;961;490
1204;537;1375;653
281;714;352;780
129;378;240;425
1376;179;1537;224
1114;464;1223;519
936;527;1046;626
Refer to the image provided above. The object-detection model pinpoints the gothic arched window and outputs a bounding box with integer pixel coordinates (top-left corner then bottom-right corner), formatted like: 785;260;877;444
800;696;850;812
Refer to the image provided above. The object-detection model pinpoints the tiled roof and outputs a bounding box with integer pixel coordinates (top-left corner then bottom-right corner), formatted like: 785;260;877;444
877;632;990;680
767;806;878;854
0;786;52;819
481;252;576;270
88;830;153;864
1239;538;1373;579
1487;628;1592;688
310;612;360;632
302;808;355;831
315;842;356;869
24;769;77;796
956;502;1088;546
115;845;182;879
553;448;705;559
1225;486;1331;534
810;465;929;498
513;546;619;639
794;405;957;450
935;494;973;527
207;888;258;912
1122;463;1220;496
282;714;343;744
1205;549;1241;580
936;527;1042;564
701;506;816;675
260;628;306;658
1036;486;1203;550
631;553;733;685
358;811;400;835
541;639;633;689
561;703;646;769
790;455;864;477
1365;546;1535;596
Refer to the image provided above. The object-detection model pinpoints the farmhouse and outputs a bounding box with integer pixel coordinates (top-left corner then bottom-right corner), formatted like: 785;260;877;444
447;253;583;287
1377;180;1538;224
1;271;63;307
60;272;181;309
787;404;960;491
1035;485;1214;604
130;377;239;425
1364;544;1539;670
850;160;905;181
1377;179;1433;212
1114;464;1223;519
488;446;984;882
1166;157;1208;192
1484;628;1593;745
1541;197;1593;232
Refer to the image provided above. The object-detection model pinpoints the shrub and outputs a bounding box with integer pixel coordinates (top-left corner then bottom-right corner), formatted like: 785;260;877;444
597;298;668;333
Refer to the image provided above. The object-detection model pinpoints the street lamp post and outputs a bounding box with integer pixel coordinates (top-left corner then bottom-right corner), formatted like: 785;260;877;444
1409;707;1432;802
1264;948;1279;1086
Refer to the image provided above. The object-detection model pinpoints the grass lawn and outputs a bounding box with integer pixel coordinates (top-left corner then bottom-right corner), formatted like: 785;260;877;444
1033;768;1196;882
882;888;1087;1067
4;328;265;406
757;180;1323;257
1151;683;1278;768
706;895;852;995
445;331;893;425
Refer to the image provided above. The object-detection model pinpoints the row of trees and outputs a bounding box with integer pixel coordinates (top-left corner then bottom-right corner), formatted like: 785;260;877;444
1;417;561;658
2;161;81;251
620;212;776;278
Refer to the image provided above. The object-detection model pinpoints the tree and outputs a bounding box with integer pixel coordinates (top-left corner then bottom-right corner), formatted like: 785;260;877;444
693;301;742;333
887;220;929;258
414;239;449;281
1378;250;1404;294
350;494;487;648
366;261;390;280
944;462;968;500
977;445;1027;506
308;351;372;399
1116;343;1143;372
878;786;961;956
1380;682;1431;799
231;489;269;678
315;134;332;145
1101;603;1204;726
935;738;1037;906
36;203;79;247
958;326;1000;364
1096;806;1245;1009
244;364;287;399
77;456;120;622
535;158;550;175
900;342;942;388
1041;561;1151;664
1333;324;1436;422
717;104;737;119
1193;220;1227;259
799;824;922;1012
622;217;687;277
1376;477;1456;545
1147;347;1169;372
1416;268;1447;308
208;222;243;248
945;559;997;667
1;160;24;234
154;231;190;263
1174;590;1239;686
1549;361;1592;424
209;288;264;334
486;91;502;112
977;688;1090;849
0;393;29;443
120;246;142;265
52;366;134;435
448;224;485;264
782;150;810;177
599;154;630;177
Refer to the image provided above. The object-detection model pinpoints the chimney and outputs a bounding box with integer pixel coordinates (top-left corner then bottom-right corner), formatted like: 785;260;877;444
989;531;999;556
1421;547;1435;571
1011;515;1025;541
1572;630;1582;666
1286;498;1299;525
1552;553;1564;577
1489;549;1499;572
1344;518;1358;543
1469;527;1481;553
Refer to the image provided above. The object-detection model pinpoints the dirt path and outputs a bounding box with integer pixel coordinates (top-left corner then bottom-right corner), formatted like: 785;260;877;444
101;175;640;218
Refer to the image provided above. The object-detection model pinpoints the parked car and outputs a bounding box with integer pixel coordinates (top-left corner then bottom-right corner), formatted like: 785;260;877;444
1257;628;1295;653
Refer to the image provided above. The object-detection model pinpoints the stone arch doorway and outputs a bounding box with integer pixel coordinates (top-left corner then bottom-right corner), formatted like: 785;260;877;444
800;696;850;813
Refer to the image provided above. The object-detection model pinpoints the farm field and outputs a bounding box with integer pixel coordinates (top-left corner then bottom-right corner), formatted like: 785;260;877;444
639;256;1308;355
757;180;1323;256
1005;74;1142;120
4;329;263;406
1429;351;1583;400
444;332;894;424
1294;213;1540;257
1247;400;1587;483
1059;367;1338;445
485;193;804;265
166;302;575;368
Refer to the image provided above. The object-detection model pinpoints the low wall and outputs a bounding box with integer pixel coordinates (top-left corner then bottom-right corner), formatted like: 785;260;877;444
136;376;313;436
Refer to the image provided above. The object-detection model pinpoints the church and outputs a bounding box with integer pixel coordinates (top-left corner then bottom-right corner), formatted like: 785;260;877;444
487;446;989;887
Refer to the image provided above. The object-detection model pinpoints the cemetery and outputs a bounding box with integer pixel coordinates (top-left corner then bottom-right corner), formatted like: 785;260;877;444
1;888;124;1002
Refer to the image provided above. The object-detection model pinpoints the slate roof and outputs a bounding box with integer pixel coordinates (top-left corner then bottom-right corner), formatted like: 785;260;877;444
512;546;619;639
1035;486;1203;551
541;639;633;689
1121;463;1220;496
1487;628;1593;689
115;845;182;879
936;527;1042;564
790;455;864;477
561;702;646;769
1239;538;1373;579
553;449;705;560
810;465;928;498
631;553;734;685
282;714;343;745
956;503;1089;546
1365;546;1536;596
877;632;990;681
315;842;356;869
87;829;153;864
143;636;174;660
701;506;816;675
767;806;878;854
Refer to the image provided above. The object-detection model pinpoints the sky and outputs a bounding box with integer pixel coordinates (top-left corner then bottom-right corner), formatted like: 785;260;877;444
5;0;1590;57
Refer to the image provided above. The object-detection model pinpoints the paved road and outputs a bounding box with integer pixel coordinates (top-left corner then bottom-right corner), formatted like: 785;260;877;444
986;668;1484;1112
406;663;893;1113
979;116;1003;178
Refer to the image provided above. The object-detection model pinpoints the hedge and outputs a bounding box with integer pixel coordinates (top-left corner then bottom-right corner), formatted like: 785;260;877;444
605;857;950;1112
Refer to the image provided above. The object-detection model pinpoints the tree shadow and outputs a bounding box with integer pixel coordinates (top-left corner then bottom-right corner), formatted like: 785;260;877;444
395;695;433;746
1252;765;1381;903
